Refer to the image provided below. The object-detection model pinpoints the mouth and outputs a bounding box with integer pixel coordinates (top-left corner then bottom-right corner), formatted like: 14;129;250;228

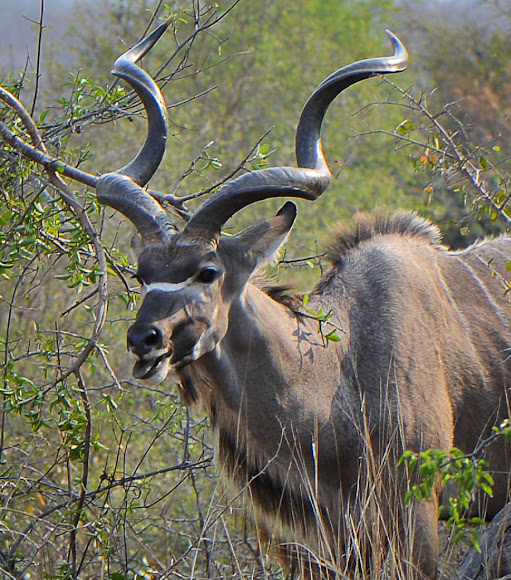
132;350;172;381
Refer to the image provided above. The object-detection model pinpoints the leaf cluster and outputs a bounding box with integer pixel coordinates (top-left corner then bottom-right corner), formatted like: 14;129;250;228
400;445;496;552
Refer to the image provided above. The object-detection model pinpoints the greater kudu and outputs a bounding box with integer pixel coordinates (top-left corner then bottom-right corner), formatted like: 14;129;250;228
3;21;511;580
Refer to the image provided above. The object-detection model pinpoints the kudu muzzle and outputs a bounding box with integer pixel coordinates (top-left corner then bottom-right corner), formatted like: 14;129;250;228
126;289;211;380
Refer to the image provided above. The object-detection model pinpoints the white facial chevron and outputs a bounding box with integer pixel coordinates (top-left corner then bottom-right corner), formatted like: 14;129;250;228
143;279;193;293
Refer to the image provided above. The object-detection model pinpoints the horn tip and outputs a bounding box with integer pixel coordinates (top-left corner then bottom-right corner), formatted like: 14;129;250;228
114;18;172;69
384;29;408;68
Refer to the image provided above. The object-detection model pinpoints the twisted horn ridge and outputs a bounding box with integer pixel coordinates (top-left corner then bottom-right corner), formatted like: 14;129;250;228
296;30;407;171
183;30;408;241
113;21;170;186
96;19;175;241
182;167;327;241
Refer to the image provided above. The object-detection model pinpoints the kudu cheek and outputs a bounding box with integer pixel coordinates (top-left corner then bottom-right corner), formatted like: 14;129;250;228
170;321;209;367
192;325;221;360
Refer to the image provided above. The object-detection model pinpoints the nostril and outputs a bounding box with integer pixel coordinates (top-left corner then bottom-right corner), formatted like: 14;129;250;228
127;325;164;356
144;328;161;348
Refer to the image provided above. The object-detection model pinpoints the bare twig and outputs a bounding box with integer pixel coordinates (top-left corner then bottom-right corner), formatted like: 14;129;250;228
366;78;511;226
30;0;45;116
68;369;92;578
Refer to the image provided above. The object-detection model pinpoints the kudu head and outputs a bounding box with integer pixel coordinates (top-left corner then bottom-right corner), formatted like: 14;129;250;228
96;22;407;384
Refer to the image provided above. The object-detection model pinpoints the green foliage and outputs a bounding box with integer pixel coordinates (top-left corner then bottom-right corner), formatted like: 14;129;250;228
399;445;497;551
55;73;127;125
301;294;341;344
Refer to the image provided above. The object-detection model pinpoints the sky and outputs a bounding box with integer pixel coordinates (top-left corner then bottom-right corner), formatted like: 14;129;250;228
1;0;505;75
0;0;74;72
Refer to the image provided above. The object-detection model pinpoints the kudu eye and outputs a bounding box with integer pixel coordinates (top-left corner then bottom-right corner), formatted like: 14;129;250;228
197;267;218;284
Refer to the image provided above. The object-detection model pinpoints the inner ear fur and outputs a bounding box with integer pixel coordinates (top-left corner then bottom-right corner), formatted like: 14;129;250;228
233;202;297;267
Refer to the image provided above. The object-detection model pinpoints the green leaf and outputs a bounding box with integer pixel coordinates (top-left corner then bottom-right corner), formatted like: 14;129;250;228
470;531;482;553
395;119;414;135
325;330;341;343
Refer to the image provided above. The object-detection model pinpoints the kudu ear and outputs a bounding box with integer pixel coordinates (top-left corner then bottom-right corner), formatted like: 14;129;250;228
130;233;144;259
233;201;297;269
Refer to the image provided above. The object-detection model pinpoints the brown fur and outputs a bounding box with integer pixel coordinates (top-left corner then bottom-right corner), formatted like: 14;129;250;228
130;210;511;579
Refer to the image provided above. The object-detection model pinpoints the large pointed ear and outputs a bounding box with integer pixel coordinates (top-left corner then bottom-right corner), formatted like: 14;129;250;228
233;201;297;268
130;233;145;260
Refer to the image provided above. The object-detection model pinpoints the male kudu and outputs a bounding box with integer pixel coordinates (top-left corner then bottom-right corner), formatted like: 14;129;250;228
2;21;511;579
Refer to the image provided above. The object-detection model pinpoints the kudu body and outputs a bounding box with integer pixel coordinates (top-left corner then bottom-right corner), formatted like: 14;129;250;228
4;21;511;579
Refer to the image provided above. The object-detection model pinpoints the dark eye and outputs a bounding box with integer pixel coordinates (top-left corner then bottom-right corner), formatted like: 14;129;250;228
197;267;218;284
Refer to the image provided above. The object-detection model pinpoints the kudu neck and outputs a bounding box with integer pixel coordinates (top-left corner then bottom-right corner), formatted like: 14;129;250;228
188;282;348;420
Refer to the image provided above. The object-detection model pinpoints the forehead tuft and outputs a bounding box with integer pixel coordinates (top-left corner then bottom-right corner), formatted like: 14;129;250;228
136;238;219;283
176;232;218;248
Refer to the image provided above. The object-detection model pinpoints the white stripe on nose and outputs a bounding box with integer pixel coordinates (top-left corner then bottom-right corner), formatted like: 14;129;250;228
144;279;193;293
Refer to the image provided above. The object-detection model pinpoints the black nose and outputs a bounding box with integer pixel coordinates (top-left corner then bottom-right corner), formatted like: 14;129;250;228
127;325;164;357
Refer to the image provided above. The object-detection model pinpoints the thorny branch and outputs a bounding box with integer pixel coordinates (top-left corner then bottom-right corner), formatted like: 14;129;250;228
0;86;106;375
68;370;91;578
